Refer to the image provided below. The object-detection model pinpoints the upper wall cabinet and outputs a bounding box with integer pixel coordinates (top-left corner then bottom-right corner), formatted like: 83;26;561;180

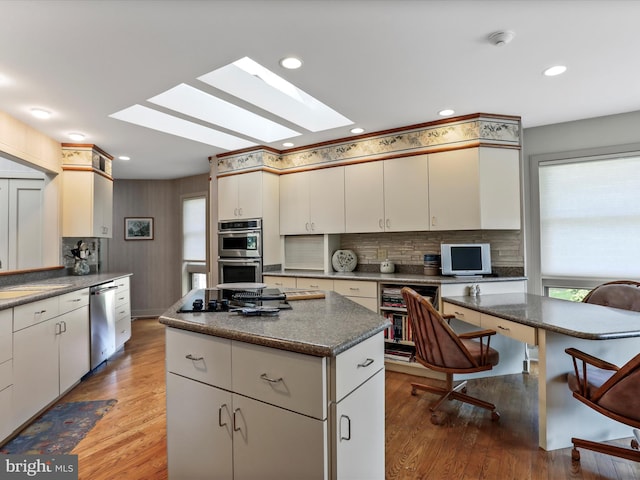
280;167;345;235
345;155;430;233
218;171;265;220
428;147;521;230
61;145;113;238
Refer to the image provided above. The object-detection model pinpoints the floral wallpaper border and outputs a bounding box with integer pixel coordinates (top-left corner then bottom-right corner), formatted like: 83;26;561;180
216;114;520;174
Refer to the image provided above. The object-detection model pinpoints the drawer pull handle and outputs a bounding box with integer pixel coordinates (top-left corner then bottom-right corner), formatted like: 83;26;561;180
36;309;46;315
358;358;375;368
260;373;283;383
497;325;511;332
71;298;82;302
310;284;319;288
340;414;351;441
349;287;360;291
455;311;465;317
219;403;228;427
185;354;204;361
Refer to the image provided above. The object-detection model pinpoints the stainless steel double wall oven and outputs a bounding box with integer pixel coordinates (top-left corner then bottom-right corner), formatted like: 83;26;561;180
217;218;262;284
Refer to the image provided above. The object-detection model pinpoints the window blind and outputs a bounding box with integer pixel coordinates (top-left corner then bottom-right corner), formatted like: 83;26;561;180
539;155;640;278
183;196;206;261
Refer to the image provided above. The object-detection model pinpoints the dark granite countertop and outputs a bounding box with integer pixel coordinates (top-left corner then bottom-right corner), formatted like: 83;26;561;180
443;293;640;340
264;269;527;285
0;273;132;310
159;290;390;357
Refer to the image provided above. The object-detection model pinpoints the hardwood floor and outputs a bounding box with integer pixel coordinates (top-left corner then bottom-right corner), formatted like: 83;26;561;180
53;318;640;479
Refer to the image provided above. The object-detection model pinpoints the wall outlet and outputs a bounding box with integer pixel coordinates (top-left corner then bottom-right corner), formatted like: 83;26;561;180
377;248;387;260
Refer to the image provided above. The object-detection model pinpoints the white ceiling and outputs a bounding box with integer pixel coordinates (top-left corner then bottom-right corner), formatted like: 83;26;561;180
1;0;639;180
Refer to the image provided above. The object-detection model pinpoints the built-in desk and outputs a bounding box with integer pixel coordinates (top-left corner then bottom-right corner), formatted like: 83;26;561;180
443;293;640;451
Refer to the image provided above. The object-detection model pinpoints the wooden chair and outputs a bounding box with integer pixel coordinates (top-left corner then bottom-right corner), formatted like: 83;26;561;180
565;280;640;463
401;287;500;425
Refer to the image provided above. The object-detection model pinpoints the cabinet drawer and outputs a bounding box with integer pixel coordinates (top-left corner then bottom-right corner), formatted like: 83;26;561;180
296;277;334;291
0;383;12;441
115;290;129;308
481;314;537;345
59;288;90;314
333;280;377;299
115;277;130;291
0;310;11;364
232;341;327;420
0;359;11;390
333;332;384;402
346;296;378;312
115;317;131;347
166;327;232;390
13;296;59;331
263;276;297;288
116;302;131;322
442;302;481;327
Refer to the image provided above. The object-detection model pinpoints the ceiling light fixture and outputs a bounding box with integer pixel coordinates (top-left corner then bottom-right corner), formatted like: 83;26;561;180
282;142;295;148
280;57;302;70
438;109;455;117
68;132;85;141
30;108;51;119
118;156;131;161
350;127;365;134
543;65;567;77
488;31;515;47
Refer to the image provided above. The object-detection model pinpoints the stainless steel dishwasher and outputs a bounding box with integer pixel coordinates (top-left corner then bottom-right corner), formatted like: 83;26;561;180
90;282;118;369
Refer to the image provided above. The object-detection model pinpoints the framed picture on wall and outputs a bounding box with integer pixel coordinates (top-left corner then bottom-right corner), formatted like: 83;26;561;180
124;217;154;240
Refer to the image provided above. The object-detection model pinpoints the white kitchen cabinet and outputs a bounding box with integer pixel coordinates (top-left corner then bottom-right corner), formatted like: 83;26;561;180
333;279;378;312
218;171;264;220
345;155;429;233
114;277;132;349
280;167;345;234
0;309;13;440
428;147;521;230
12;288;90;427
62;170;113;238
0;179;7;272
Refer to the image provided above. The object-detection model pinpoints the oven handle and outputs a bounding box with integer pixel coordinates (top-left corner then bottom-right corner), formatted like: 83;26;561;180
218;258;262;264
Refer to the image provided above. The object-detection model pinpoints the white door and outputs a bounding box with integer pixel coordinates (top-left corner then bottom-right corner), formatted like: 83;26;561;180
237;171;263;219
218;175;239;220
383;155;430;231
334;370;385;480
167;373;234;480
280;171;310;234
8;178;44;269
309;166;345;234
58;306;90;393
345;162;384;233
233;394;328;480
93;174;113;238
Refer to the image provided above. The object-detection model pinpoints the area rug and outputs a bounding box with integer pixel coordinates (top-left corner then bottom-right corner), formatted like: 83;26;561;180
0;399;117;455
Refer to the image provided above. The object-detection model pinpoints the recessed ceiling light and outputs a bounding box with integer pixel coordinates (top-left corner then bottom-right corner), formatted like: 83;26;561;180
118;156;131;161
543;65;567;77
199;56;353;132
282;142;295;147
68;132;85;141
109;105;256;150
148;83;300;142
438;109;455;117
280;57;302;69
350;127;365;134
30;108;51;119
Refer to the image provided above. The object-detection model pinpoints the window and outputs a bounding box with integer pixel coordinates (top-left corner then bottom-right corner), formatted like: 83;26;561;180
539;154;640;281
182;195;207;292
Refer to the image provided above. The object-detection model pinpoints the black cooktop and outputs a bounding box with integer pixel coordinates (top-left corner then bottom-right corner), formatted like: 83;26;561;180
177;287;290;313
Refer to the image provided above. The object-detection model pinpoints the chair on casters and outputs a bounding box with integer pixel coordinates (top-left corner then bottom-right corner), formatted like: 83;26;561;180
565;280;640;464
401;287;501;425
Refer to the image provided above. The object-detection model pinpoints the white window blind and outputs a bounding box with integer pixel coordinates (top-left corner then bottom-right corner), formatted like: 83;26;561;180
539;155;640;278
183;196;206;261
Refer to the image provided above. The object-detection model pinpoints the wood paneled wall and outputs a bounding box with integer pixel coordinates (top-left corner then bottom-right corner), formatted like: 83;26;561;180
108;174;209;317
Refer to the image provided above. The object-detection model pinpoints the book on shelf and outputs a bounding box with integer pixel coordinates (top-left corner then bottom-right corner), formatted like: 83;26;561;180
384;342;415;362
383;312;413;343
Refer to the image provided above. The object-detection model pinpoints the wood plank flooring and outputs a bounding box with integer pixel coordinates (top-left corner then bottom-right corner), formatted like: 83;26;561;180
45;318;640;479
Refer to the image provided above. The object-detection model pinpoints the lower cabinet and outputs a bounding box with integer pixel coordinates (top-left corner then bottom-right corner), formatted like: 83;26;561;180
166;327;384;480
114;277;132;349
12;289;90;428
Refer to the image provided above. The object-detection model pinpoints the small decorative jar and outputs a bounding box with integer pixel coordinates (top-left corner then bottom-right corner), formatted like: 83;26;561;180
380;259;395;273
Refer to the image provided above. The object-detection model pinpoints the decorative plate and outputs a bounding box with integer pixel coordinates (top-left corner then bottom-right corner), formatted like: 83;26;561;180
332;249;357;272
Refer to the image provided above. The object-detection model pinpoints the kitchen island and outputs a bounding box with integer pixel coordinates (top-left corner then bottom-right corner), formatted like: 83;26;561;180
159;289;390;480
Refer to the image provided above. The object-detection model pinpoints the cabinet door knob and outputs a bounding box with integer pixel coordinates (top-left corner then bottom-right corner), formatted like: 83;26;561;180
385;219;390;228
340;414;351;441
378;219;384;229
260;373;283;383
357;358;374;368
185;354;204;361
233;408;242;432
219;403;229;427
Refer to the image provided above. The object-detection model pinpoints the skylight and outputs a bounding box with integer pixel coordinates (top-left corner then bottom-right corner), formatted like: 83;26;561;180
148;83;300;143
109;105;257;150
198;56;353;132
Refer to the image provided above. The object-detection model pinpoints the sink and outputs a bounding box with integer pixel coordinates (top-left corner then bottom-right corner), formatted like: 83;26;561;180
0;290;43;299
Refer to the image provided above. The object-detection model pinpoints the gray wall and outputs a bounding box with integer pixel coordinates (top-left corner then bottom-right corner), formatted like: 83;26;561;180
522;110;640;293
108;174;209;317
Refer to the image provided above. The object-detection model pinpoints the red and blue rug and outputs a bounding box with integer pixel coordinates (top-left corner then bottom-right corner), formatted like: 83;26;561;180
0;399;117;455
